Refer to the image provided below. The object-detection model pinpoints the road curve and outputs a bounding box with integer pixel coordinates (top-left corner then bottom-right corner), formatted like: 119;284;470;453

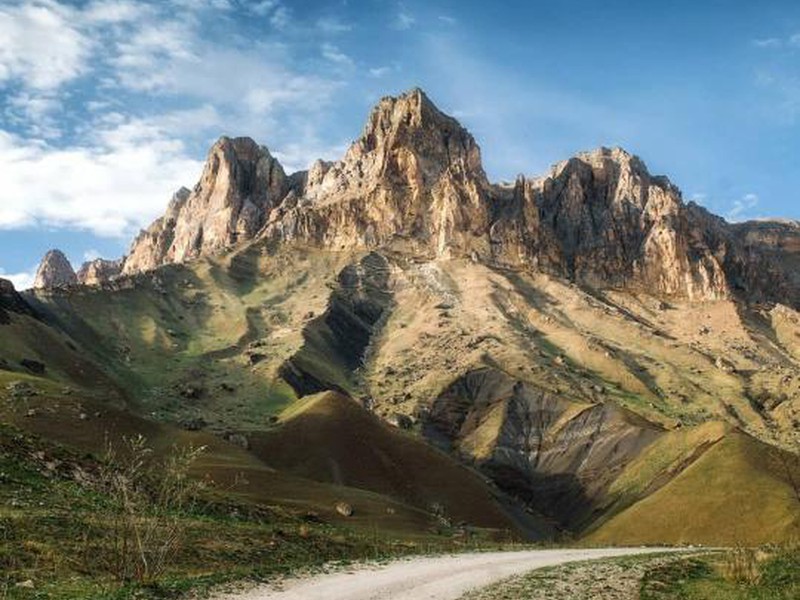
214;547;674;600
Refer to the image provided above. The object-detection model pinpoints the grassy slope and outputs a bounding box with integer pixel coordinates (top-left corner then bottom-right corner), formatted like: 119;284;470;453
587;431;800;545
0;370;479;538
249;391;537;536
22;246;359;432
0;422;501;600
3;245;799;549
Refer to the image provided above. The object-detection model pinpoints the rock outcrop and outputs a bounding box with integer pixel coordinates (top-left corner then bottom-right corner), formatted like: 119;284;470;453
33;250;77;289
77;258;123;286
488;148;757;300
267;88;490;257
72;88;795;307
425;367;661;529
124;137;290;274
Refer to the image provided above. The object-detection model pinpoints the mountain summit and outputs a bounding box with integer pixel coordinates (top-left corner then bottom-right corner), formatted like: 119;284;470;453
34;89;799;308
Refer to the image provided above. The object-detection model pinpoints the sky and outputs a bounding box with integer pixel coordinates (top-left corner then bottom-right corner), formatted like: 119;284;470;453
1;0;799;289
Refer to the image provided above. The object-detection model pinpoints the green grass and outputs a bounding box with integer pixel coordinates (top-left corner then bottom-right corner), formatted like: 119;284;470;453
640;549;800;599
588;432;800;545
0;421;519;600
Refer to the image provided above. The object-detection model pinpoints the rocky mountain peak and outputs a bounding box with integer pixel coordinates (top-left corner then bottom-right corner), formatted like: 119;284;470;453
75;88;795;307
33;250;77;290
124;136;290;274
77;258;123;286
344;88;486;185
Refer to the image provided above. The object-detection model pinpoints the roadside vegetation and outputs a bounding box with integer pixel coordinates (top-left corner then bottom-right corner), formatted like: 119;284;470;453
640;545;800;599
0;424;513;600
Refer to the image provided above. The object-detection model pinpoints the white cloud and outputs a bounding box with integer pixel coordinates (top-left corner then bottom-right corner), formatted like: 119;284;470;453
0;267;37;291
321;43;354;67
753;38;782;48
5;91;63;138
83;249;101;262
111;20;197;90
0;1;91;89
270;5;290;30
726;193;760;222
369;66;391;78
246;0;278;16
83;0;150;24
316;17;352;34
0;125;204;238
392;4;417;31
438;15;456;25
752;33;800;49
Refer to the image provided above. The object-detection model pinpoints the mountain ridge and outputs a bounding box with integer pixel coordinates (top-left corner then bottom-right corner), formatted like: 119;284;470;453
30;89;799;309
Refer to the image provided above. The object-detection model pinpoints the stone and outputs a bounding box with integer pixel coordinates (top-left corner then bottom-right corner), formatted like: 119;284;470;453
33;250;77;289
20;359;45;375
334;501;354;517
715;356;736;373
225;432;250;450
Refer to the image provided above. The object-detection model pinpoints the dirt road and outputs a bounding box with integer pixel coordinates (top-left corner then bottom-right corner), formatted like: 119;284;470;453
215;547;674;600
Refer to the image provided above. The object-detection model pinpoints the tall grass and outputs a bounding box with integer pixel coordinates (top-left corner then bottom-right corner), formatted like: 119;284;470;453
94;435;206;586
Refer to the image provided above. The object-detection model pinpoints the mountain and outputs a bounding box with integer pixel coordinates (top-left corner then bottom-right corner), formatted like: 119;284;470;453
33;249;78;289
32;88;793;307
15;89;800;545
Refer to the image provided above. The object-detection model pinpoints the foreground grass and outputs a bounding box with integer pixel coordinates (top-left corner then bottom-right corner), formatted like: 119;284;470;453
0;423;521;600
640;548;800;599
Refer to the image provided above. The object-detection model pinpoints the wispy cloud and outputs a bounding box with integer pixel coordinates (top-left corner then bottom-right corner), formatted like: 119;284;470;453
316;17;352;34
321;43;354;68
751;32;800;49
726;193;760;222
393;4;415;30
753;38;782;48
270;5;291;30
369;66;391;78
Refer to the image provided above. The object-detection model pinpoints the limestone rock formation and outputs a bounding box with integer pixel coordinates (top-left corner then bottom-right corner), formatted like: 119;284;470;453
111;88;796;308
77;258;123;286
267;88;491;257
33;250;77;289
489;148;732;299
124;137;290;274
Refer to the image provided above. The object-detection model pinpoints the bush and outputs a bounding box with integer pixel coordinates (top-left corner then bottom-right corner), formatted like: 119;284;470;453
722;545;761;585
94;435;206;585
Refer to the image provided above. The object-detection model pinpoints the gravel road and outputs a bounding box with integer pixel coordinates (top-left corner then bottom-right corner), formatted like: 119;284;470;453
214;547;673;600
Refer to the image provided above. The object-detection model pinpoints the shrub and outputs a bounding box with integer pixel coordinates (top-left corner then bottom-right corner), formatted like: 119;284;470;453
94;435;206;585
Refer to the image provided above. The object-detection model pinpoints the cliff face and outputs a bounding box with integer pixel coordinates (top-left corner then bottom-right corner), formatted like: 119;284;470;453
265;88;491;258
33;250;77;289
123;137;290;274
489;149;723;299
77;258;123;286
40;89;797;307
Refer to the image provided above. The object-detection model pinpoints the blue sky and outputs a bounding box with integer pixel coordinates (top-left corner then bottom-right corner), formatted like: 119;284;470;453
1;0;799;288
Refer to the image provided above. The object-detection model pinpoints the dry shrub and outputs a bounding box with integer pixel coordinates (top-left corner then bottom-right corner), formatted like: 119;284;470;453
722;544;761;585
95;435;206;585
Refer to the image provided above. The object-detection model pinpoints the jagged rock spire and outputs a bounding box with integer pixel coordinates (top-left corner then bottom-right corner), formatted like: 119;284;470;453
33;250;77;289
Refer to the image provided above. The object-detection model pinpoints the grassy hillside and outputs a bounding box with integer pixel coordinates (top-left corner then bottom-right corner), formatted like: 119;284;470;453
250;391;549;537
587;431;800;545
1;422;514;600
1;241;798;558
